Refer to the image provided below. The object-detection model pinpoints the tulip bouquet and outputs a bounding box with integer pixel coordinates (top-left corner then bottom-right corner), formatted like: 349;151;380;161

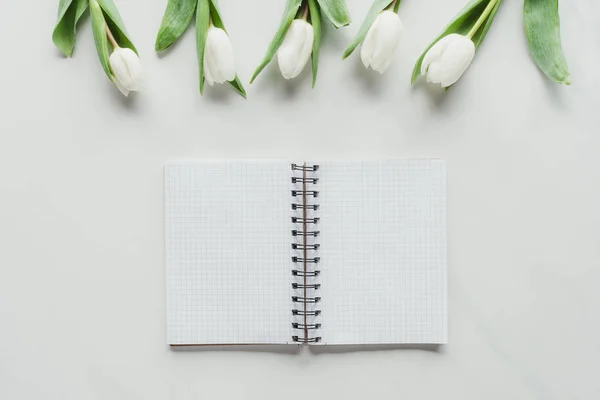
251;0;351;87
53;0;143;96
156;0;246;97
53;0;572;99
343;0;403;74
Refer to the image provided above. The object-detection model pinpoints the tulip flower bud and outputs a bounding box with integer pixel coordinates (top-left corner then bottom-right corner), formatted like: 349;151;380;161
277;19;315;80
109;47;143;97
204;26;236;86
360;10;403;73
420;33;475;88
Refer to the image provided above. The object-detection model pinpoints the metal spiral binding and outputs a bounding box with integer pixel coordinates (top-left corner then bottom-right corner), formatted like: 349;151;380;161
292;310;321;316
291;217;320;224
292;257;320;263
291;190;319;198
292;244;320;250
291;204;319;211
292;270;320;277
292;323;322;329
291;177;319;184
291;337;320;343
291;230;320;237
291;164;319;172
292;296;321;303
292;283;321;289
290;163;322;344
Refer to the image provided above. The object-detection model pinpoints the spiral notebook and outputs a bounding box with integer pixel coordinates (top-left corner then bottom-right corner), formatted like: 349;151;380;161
165;160;447;346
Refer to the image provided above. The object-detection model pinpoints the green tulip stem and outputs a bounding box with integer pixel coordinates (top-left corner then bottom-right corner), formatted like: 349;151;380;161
302;2;309;20
105;25;119;49
388;0;398;12
467;0;498;39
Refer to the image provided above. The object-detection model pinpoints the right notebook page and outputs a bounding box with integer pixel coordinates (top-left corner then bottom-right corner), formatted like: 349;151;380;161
315;160;447;345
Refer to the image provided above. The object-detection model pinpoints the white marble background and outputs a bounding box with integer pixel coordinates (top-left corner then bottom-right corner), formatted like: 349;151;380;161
1;0;599;399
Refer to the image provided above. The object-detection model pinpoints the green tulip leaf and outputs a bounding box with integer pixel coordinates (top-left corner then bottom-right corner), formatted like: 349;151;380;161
316;0;351;28
196;0;210;95
228;77;248;98
524;0;571;85
96;0;138;53
308;0;322;87
155;0;198;52
472;0;502;49
342;0;394;59
52;0;89;57
90;0;113;79
250;0;303;83
208;0;225;30
411;0;493;85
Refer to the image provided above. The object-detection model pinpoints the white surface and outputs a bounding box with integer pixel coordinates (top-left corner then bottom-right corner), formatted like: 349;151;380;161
165;161;293;345
317;159;447;344
0;0;599;399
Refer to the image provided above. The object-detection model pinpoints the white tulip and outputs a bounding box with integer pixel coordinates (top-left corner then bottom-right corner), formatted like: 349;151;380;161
109;47;143;97
204;26;236;85
421;33;475;88
360;10;403;73
278;19;314;80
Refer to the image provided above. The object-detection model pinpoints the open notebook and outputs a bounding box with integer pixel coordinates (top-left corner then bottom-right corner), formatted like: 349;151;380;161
165;160;447;346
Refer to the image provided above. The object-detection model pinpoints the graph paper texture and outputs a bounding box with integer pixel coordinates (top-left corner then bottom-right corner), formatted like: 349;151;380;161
165;161;294;345
315;160;447;345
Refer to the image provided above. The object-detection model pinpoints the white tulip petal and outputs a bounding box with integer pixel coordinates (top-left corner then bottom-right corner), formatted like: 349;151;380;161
370;11;402;73
293;22;314;78
277;48;298;79
372;50;395;74
205;28;223;83
278;19;314;80
205;39;223;83
361;11;402;73
425;62;442;83
368;38;401;73
113;77;130;97
421;33;475;87
421;34;453;76
203;55;215;86
211;28;236;81
204;26;236;85
122;52;143;90
109;47;143;95
206;33;221;83
360;13;381;68
438;39;475;87
278;22;304;79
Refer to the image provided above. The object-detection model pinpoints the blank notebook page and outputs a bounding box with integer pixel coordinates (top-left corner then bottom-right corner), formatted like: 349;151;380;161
165;161;293;345
316;160;447;345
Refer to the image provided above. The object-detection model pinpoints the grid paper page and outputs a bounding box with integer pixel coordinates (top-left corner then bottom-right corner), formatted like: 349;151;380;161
315;160;447;345
165;161;294;345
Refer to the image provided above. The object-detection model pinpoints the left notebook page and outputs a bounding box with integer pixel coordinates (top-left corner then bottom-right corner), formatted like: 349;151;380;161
165;161;294;345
